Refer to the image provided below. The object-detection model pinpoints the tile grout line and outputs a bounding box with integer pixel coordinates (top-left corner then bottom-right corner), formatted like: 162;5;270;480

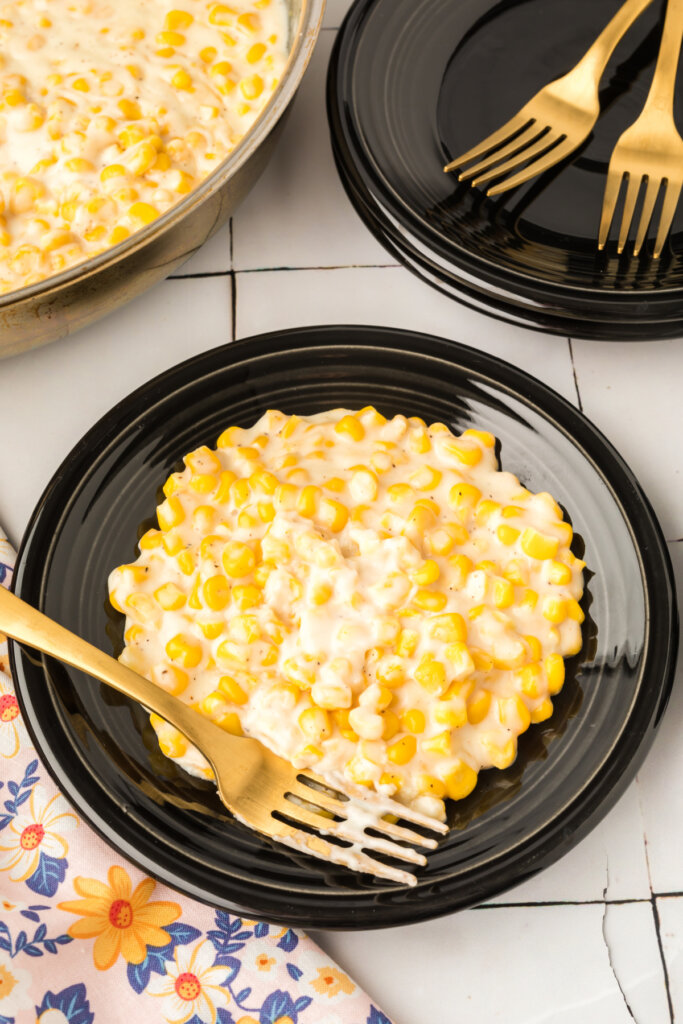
567;338;583;412
169;263;401;280
652;895;676;1022
235;263;401;274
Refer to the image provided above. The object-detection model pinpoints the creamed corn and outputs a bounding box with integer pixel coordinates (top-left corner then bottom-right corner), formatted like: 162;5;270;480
109;407;585;827
0;0;288;293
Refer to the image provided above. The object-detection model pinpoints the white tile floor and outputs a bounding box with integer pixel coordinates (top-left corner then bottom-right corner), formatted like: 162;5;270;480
0;2;681;1020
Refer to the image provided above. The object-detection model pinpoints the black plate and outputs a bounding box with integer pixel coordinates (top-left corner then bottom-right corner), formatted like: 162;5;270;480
11;326;678;929
327;0;683;339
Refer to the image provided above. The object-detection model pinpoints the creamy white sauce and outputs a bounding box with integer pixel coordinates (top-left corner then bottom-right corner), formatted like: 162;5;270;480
109;407;584;882
0;0;288;292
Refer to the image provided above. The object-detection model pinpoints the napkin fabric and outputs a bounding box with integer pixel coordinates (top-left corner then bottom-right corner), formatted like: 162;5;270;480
0;528;392;1024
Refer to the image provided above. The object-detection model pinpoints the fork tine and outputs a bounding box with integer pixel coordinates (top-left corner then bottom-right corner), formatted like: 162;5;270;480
458;123;544;181
276;824;421;886
633;177;662;256
278;798;428;865
653;178;683;258
288;780;440;849
443;114;532;173
486;135;575;195
471;128;556;188
299;773;448;834
617;173;642;253
598;168;624;249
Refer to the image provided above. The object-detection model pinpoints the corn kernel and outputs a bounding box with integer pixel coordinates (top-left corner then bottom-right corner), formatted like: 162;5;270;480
217;676;248;704
475;500;500;525
345;756;375;787
443;438;482;466
521;528;559;561
128;201;159;225
414;655;448;696
421;730;452;756
497;524;520;546
118;98;141;120
217;711;243;736
247;41;267;63
401;708;426;734
516;662;543;699
334;414;365;441
410;465;442;490
165;634;202;669
386;735;417;765
299;707;332;742
444;641;475;680
158;728;188;758
166;9;194;30
443;760;478;800
467;690;491;724
154;582;186;610
482;735;517;769
429;613;467;644
153;664;189;696
198;620;224;640
542;596;567;624
499;695;531;733
318;497;348;532
176;550;194;575
548;560;572;585
413;589;448;612
493;578;515;610
381;710;400;741
545;653;565;695
462;428;495;448
222;541;256;578
531;698;554;723
379;770;402;790
433;702;467;729
232;584;261;610
417;773;447;798
566;598;585;623
411;559;440;586
157;496;184;530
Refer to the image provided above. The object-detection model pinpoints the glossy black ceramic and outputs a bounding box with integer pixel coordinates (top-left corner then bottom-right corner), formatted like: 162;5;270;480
11;327;678;928
328;0;683;339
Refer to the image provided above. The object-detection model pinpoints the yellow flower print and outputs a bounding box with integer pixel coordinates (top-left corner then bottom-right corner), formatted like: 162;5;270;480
147;938;231;1024
58;865;181;970
0;674;28;758
310;965;355;998
254;952;275;971
0;950;32;1018
0;786;77;881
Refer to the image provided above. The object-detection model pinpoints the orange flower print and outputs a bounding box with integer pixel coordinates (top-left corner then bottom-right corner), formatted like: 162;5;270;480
310;966;355;998
0;786;77;881
255;953;275;971
147;939;231;1024
58;865;181;970
0;675;28;758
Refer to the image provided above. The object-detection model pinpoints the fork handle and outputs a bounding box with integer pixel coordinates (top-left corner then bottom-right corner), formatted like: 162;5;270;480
643;0;683;112
0;584;223;757
574;0;655;80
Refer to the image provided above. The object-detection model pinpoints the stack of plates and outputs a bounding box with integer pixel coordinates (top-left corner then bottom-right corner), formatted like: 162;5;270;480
327;0;683;340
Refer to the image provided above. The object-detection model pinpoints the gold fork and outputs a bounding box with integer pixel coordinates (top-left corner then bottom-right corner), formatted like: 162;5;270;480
444;0;654;195
598;0;683;257
0;586;446;886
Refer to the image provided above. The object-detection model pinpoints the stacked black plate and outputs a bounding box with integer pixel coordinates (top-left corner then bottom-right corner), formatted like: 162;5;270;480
327;0;683;340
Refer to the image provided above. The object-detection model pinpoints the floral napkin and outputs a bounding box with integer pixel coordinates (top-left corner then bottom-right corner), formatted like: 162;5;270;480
0;528;392;1024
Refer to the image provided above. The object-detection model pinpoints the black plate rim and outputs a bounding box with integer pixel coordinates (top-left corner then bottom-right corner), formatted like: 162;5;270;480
10;325;679;928
327;0;683;310
330;138;683;341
